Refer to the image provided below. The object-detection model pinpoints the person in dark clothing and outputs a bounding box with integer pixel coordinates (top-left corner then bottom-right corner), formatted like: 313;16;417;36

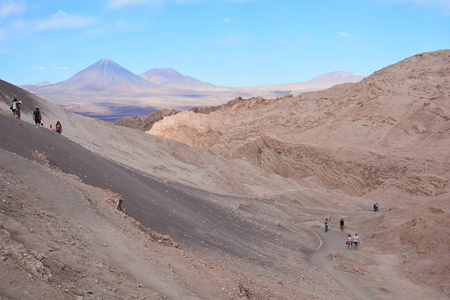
33;108;41;126
340;218;344;231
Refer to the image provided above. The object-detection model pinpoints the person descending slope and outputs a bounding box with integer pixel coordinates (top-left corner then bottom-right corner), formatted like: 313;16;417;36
33;108;42;127
10;98;17;116
55;121;62;134
340;218;344;231
15;101;22;119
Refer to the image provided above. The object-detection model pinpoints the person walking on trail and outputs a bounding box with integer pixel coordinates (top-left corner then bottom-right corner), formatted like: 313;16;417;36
347;234;353;249
353;233;360;249
55;121;62;134
33;107;42;126
340;218;345;231
15;101;22;119
325;218;330;232
375;202;379;212
10;98;17;116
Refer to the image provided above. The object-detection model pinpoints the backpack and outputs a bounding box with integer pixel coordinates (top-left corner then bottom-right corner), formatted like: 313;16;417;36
38;114;42;120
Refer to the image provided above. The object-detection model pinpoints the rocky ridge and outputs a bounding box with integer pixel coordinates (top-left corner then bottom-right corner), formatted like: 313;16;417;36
148;50;450;294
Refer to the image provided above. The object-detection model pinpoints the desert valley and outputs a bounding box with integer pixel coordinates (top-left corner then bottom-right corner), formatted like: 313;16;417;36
19;59;365;122
0;50;449;300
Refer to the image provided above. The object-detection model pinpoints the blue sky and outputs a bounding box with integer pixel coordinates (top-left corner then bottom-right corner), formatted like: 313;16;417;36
0;0;449;87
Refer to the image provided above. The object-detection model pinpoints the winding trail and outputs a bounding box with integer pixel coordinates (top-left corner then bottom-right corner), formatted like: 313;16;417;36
310;226;373;300
297;205;381;299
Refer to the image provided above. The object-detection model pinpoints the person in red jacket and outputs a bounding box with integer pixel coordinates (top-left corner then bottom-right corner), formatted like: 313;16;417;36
55;121;62;134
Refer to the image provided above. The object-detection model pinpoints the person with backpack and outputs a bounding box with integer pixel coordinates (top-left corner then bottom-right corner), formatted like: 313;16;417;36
324;217;330;232
55;121;62;134
15;101;22;119
10;98;17;116
33;107;42;126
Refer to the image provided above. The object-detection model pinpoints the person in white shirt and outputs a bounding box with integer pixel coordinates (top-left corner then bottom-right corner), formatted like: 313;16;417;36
347;234;353;249
353;233;360;249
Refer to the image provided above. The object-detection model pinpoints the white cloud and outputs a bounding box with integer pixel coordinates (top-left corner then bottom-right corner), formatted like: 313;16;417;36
223;18;231;23
35;15;95;31
52;67;69;70
52;11;68;17
37;67;46;70
338;32;350;37
0;1;26;18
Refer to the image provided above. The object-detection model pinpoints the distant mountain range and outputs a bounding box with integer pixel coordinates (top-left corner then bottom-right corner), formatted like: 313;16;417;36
20;59;366;121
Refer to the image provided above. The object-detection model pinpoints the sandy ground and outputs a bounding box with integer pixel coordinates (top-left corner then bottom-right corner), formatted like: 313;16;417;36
0;50;449;299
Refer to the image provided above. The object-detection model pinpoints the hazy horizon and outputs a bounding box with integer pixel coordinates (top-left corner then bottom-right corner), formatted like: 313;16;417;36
1;0;449;87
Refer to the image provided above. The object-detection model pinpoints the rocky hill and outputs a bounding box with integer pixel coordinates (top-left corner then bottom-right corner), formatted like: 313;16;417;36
114;108;179;131
148;50;450;295
1;50;449;299
149;50;450;196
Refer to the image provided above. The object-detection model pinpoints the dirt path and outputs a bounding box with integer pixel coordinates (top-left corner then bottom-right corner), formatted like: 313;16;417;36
310;225;373;300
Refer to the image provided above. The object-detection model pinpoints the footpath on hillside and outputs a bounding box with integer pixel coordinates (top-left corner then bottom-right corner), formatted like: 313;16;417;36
310;225;373;300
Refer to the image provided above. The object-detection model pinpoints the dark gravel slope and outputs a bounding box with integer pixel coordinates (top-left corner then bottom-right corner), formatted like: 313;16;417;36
0;114;307;267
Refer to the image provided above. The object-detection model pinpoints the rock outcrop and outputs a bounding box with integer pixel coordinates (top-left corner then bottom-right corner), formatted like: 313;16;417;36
114;108;178;131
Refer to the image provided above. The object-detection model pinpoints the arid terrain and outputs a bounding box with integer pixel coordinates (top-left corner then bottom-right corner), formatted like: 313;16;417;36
1;50;449;299
20;59;365;121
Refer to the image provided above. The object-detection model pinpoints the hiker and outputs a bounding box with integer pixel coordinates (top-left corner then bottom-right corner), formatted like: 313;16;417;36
347;234;353;249
49;124;55;132
340;218;344;231
33;107;42;126
375;202;379;212
55;121;62;134
10;98;17;116
353;233;360;249
15;101;22;119
324;218;330;232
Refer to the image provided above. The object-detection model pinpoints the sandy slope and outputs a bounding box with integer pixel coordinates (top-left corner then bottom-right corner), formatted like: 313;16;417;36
148;50;450;297
1;50;449;299
0;112;371;299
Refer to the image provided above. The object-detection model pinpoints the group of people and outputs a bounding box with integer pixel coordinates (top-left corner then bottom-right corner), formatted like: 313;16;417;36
324;216;361;250
10;98;22;119
347;233;359;250
10;99;62;134
33;107;62;134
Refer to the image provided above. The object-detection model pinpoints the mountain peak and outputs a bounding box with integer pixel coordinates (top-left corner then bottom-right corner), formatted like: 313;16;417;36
55;59;155;91
307;71;365;85
140;68;213;87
